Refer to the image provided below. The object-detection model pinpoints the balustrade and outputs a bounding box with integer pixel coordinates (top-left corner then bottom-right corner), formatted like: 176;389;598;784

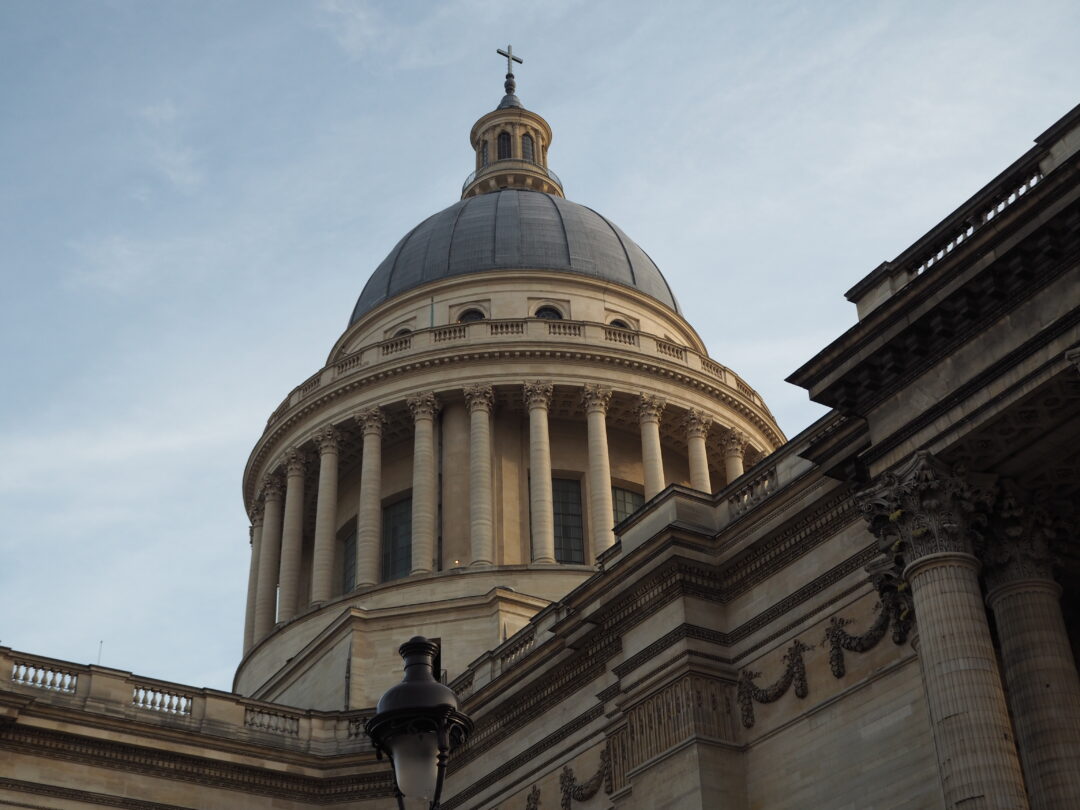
11;660;79;693
132;684;193;715
244;706;300;736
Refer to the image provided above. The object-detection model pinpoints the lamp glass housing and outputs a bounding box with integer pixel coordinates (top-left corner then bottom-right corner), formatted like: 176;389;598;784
390;729;439;800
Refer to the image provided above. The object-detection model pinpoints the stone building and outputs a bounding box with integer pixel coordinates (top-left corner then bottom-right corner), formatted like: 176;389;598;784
2;67;1079;810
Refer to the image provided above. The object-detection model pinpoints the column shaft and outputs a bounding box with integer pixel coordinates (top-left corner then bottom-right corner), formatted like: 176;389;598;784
525;382;555;563
310;427;340;604
277;450;307;621
906;553;1029;808
722;428;747;483
465;385;494;567
253;479;283;640
989;580;1080;810
242;508;263;654
639;395;666;500
409;393;440;575
685;409;712;493
355;408;384;587
583;385;615;557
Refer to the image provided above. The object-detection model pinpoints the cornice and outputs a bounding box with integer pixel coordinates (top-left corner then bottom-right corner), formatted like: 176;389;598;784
244;344;784;504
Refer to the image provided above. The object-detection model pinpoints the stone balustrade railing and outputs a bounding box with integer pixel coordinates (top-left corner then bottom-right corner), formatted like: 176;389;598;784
266;318;771;432
2;647;372;754
846;146;1047;319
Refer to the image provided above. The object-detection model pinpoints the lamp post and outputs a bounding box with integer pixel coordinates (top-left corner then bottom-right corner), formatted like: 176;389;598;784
366;637;473;810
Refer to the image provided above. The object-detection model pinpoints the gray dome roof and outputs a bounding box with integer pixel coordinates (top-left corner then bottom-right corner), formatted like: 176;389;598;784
349;190;679;324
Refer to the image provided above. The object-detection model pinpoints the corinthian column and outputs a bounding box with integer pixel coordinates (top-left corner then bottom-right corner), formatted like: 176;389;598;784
684;409;712;493
408;392;440;575
524;381;555;563
985;490;1080;810
859;453;1028;809
639;394;666;499
310;426;340;604
464;384;495;567
582;384;615;556
355;407;385;587
721;428;747;484
253;475;284;640
277;448;307;622
242;501;264;654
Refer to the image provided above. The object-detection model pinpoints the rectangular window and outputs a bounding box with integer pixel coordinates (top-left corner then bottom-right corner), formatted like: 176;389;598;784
552;478;585;564
341;529;356;593
381;497;413;582
612;487;644;524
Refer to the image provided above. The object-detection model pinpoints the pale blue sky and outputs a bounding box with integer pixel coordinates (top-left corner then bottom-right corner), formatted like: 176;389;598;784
2;0;1078;691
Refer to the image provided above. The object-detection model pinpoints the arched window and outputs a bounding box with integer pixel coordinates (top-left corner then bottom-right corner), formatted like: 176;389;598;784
497;131;511;160
609;319;631;330
457;308;486;323
522;133;534;163
480;140;489;168
393;328;412;337
534;305;563;320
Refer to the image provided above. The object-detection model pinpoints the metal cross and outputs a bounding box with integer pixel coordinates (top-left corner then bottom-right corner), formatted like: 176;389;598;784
497;45;523;76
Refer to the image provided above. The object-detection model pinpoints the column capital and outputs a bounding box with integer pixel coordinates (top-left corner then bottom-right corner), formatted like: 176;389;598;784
1066;347;1080;374
282;447;308;477
355;406;386;436
684;408;712;439
260;473;284;503
985;484;1057;593
314;425;341;455
248;499;265;527
407;391;441;420
721;427;748;459
523;380;553;410
464;383;495;414
856;452;993;566
581;384;612;414
638;394;666;424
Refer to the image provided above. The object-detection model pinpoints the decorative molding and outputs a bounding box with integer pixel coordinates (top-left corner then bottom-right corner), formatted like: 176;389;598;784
464;383;496;413
559;746;611;810
984;482;1057;593
407;391;441;420
0;777;194;810
856;452;992;565
683;408;712;439
441;705;604;810
637;394;666;423
313;425;340;455
580;384;612;414
721;428;748;459
523;380;553;410
282;447;307;478
355;405;386;436
824;555;912;679
248;499;264;526
259;473;284;503
737;640;811;728
1068;347;1080;374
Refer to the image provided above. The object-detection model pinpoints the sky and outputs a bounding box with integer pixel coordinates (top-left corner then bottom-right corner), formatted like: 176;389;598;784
2;0;1078;692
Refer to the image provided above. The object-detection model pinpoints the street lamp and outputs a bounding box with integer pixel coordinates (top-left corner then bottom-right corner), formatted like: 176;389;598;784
365;636;473;810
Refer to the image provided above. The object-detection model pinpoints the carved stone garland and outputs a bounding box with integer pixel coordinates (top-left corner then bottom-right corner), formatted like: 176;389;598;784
737;639;810;728
525;784;541;810
824;552;914;678
559;746;611;810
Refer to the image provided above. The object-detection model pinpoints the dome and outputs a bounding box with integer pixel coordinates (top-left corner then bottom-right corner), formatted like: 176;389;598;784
349;189;680;324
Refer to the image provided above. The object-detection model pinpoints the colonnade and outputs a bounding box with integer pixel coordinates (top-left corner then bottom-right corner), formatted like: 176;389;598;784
242;382;754;652
860;453;1080;810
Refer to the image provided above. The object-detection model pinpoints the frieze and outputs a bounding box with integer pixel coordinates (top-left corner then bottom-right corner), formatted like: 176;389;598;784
441;705;604;810
0;725;395;802
737;640;811;728
245;347;784;504
560;746;611;809
0;776;193;810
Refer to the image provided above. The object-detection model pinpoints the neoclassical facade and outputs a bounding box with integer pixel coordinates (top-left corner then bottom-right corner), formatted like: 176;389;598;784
1;76;1078;810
